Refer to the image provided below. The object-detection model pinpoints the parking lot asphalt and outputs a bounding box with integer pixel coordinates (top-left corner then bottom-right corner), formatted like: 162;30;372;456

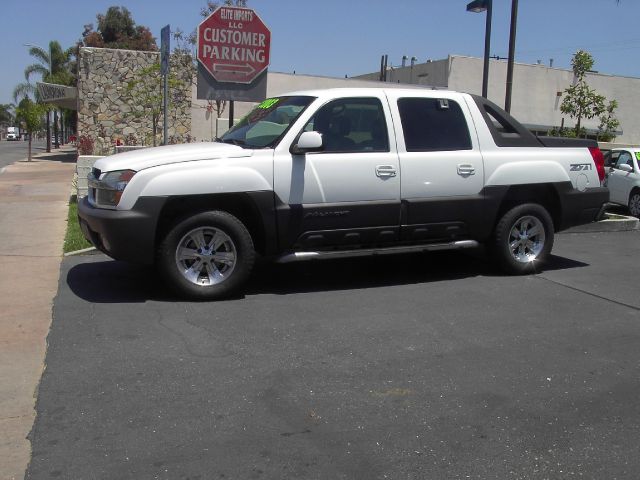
25;230;640;479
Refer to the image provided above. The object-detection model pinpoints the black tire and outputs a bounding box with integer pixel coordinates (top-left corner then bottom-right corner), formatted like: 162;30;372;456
492;203;554;275
628;190;640;218
158;211;255;300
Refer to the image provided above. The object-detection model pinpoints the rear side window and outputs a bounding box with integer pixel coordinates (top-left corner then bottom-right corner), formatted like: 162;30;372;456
397;98;472;152
472;95;541;147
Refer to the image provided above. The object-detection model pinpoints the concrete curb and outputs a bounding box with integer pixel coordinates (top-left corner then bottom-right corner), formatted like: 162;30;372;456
63;246;97;257
562;213;639;234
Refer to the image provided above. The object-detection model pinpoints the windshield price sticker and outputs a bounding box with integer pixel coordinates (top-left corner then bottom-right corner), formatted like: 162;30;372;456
257;98;279;109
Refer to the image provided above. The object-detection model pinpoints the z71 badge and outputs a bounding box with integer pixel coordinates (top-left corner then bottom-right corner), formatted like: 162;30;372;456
569;163;593;171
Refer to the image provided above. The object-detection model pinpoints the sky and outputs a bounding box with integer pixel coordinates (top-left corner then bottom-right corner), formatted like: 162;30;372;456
1;0;638;106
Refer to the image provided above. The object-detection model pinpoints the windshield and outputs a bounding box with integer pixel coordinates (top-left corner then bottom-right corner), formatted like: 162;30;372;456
220;96;315;148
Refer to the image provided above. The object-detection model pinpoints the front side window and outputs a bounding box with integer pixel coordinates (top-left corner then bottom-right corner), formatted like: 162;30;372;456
616;151;634;170
605;150;619;167
303;97;389;153
398;98;472;152
220;96;314;148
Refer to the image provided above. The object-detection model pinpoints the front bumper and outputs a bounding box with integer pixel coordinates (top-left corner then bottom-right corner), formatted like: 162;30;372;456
77;196;167;265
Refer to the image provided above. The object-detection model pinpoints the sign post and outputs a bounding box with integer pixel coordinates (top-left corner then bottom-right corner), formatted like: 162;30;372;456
197;6;271;127
161;24;170;145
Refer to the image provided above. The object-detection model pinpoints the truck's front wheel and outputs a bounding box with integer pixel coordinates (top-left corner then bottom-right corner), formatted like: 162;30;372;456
158;211;255;300
492;203;554;275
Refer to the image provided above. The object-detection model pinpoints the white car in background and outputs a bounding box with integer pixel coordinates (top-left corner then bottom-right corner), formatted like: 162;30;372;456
605;148;640;217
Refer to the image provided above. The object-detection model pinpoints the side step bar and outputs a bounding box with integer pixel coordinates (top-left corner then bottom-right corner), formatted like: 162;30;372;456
275;240;480;264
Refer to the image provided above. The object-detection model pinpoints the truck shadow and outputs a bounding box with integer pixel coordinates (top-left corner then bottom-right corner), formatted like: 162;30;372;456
64;251;588;304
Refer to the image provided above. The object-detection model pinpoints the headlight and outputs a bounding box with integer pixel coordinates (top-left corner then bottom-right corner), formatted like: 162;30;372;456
88;169;137;208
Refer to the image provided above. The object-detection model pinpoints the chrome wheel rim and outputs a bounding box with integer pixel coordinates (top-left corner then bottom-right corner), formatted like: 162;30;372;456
175;227;237;286
629;194;640;217
508;215;545;264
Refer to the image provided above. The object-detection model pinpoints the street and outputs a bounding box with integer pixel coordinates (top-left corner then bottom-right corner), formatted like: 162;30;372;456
0;139;48;169
25;230;640;479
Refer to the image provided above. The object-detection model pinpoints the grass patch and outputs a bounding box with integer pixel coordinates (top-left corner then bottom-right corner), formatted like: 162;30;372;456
64;198;93;253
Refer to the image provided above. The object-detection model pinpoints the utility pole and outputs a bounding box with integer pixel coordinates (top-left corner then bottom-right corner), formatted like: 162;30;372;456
466;0;492;98
481;0;492;98
504;0;519;113
161;25;170;145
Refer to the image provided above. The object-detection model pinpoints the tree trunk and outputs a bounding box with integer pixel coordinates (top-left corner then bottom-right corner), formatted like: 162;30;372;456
46;113;51;153
54;110;59;149
28;135;32;162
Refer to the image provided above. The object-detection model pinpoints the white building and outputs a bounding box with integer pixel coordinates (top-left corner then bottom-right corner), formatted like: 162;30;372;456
355;55;636;144
190;71;403;141
192;54;637;144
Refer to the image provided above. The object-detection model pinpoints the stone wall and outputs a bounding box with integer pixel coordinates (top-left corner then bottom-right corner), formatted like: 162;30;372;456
77;47;192;155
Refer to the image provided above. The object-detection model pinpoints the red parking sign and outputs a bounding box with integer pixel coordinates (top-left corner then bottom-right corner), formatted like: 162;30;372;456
197;6;271;84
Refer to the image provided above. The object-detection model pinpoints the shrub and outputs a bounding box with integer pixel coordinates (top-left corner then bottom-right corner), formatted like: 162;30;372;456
78;135;95;155
124;133;138;146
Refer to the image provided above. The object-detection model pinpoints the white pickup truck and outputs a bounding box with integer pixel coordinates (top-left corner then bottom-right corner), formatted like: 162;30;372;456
6;126;18;141
79;88;608;299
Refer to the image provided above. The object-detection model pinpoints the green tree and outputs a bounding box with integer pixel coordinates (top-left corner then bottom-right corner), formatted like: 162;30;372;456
24;41;73;85
125;63;190;146
83;6;157;51
14;98;45;161
597;100;620;142
560;50;606;137
0;104;14;125
200;0;247;17
13;41;74;151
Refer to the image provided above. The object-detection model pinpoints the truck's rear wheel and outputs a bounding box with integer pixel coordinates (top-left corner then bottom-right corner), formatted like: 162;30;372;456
492;203;554;275
158;211;255;300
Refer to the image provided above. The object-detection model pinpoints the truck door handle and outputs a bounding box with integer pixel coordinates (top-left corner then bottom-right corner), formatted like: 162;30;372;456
457;164;475;176
376;165;397;177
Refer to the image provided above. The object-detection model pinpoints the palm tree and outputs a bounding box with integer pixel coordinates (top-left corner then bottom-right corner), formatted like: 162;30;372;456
0;103;14;125
13;41;73;151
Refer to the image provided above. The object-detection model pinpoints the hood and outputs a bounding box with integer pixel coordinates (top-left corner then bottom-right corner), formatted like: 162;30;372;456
93;142;252;173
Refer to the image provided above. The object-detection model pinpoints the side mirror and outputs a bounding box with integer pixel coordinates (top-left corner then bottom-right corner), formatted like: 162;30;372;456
290;131;323;155
618;163;633;173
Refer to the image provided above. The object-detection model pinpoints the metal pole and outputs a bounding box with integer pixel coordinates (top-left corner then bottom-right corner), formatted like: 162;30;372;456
229;100;234;129
384;55;389;82
482;0;492;98
160;25;170;146
504;0;519;112
163;71;168;145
